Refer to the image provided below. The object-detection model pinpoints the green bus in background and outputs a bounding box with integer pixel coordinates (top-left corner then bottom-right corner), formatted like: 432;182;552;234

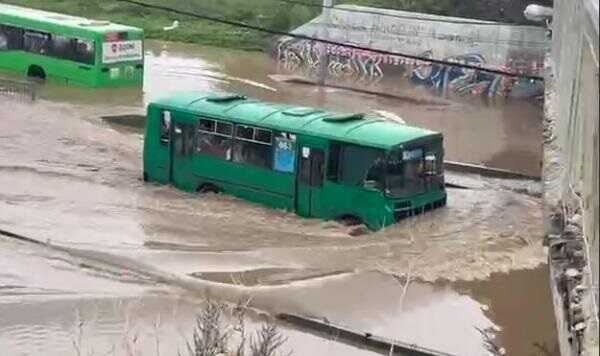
0;4;143;87
143;92;447;230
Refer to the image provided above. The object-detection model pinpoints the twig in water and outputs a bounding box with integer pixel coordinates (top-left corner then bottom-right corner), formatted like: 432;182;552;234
71;308;84;356
249;322;291;356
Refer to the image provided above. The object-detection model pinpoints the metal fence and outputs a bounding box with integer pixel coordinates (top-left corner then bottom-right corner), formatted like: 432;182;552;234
0;78;37;101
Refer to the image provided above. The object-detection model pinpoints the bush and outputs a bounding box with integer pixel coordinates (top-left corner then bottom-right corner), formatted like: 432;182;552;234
182;299;290;356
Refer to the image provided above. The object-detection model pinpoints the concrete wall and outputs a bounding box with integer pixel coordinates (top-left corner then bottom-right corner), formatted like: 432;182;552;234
546;0;599;354
275;5;549;99
290;5;550;76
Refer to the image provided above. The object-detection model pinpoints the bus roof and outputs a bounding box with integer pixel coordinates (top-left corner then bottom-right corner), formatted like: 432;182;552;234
152;92;440;150
0;4;142;34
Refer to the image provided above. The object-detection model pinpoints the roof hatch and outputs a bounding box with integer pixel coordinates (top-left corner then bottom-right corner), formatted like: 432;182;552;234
322;113;365;123
282;107;322;117
205;94;247;103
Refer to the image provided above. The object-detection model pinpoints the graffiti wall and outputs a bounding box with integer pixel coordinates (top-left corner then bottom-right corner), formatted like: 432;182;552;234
275;5;550;99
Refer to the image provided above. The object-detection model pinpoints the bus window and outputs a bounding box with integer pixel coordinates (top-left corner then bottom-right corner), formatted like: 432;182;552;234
159;111;171;145
174;124;184;156
184;125;195;155
232;141;272;168
339;145;385;187
71;38;95;65
0;29;5;50
233;125;273;169
216;121;233;136
173;123;195;157
364;158;386;190
386;148;430;197
0;25;23;50
197;134;232;160
254;129;272;144
196;119;234;160
198;118;216;133
327;143;341;182
236;125;254;140
299;149;325;186
49;35;94;65
23;30;51;55
310;150;325;187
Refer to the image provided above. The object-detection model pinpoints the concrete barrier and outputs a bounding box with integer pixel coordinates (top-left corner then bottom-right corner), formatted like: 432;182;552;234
278;313;457;356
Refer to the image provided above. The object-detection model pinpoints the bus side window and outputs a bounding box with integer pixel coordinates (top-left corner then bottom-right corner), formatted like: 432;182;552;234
23;30;51;55
232;125;273;169
159;111;171;145
327;143;341;182
0;25;24;50
197;119;233;160
50;35;95;65
310;150;325;187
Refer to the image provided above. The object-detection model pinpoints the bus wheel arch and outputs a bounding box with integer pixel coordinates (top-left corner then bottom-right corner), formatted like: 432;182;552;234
335;214;363;227
27;65;46;80
197;183;220;194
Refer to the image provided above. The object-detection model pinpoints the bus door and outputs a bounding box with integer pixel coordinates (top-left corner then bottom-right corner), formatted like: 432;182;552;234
296;142;327;217
170;120;196;190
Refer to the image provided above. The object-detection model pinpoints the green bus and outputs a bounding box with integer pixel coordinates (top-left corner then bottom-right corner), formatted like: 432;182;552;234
0;4;143;87
143;92;447;230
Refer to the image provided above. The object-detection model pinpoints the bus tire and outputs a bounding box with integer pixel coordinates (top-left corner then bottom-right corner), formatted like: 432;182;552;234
197;183;219;194
336;215;363;227
27;65;46;81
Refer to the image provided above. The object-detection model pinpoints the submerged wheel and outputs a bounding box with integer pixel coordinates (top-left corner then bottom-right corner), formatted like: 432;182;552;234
336;215;363;227
27;65;46;81
197;183;220;194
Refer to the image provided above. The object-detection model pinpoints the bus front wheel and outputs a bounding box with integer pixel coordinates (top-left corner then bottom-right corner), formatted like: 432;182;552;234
336;215;363;227
27;65;46;81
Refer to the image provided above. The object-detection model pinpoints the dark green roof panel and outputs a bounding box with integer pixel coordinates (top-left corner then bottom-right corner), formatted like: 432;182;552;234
152;92;438;149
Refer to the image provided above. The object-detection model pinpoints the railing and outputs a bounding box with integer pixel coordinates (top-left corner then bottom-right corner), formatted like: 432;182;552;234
0;78;37;101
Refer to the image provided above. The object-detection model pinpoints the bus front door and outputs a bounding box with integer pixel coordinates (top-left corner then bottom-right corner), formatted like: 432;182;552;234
296;145;326;218
170;121;196;191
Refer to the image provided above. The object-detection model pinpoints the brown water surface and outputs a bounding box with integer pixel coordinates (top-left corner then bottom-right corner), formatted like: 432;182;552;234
0;40;553;355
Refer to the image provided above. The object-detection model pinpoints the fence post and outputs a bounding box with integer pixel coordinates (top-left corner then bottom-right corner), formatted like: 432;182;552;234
317;0;334;85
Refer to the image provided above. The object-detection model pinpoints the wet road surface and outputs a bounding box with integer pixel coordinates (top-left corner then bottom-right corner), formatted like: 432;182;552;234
0;41;555;355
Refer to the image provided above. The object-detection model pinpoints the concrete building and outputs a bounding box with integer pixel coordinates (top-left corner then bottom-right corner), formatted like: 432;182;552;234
544;0;599;355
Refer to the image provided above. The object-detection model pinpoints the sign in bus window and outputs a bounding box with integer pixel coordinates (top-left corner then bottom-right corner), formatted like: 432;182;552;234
274;136;296;173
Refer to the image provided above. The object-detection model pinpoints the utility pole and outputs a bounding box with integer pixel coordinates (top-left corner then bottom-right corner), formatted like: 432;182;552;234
317;0;333;85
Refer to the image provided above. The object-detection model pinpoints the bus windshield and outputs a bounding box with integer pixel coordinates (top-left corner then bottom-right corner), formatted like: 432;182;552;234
384;141;444;197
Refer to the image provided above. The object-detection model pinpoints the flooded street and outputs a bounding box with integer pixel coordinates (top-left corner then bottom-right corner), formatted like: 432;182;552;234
0;41;556;355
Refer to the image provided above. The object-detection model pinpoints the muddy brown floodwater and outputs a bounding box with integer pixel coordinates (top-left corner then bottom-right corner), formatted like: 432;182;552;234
0;40;556;356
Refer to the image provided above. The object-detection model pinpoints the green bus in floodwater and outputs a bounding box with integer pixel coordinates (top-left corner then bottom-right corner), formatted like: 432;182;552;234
0;4;143;87
143;92;447;230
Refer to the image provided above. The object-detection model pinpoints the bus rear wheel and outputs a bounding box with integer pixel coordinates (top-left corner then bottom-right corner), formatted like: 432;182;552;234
197;183;220;194
27;65;46;81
